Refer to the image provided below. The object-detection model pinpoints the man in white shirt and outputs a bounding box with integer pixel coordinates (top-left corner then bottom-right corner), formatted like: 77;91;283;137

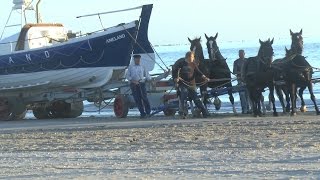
126;54;151;118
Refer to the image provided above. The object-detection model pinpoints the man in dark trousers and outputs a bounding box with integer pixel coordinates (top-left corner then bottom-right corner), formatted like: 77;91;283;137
233;49;251;114
126;54;151;118
172;51;209;119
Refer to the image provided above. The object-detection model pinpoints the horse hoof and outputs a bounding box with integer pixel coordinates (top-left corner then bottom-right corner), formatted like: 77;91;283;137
300;106;307;113
273;112;278;117
290;112;297;116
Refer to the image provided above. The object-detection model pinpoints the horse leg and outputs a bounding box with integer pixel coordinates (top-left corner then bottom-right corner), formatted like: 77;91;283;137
249;88;258;117
257;92;263;117
269;86;278;116
228;88;237;114
283;87;291;112
307;82;320;115
276;86;286;113
289;83;297;116
200;85;208;110
260;95;266;115
298;86;307;112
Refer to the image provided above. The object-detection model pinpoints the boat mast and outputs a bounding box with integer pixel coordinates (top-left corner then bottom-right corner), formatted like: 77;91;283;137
36;0;42;24
0;0;35;40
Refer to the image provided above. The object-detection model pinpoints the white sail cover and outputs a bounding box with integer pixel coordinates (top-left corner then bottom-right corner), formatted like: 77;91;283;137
12;0;34;10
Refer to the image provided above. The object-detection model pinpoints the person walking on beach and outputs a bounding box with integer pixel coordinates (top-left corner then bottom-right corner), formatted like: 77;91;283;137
233;49;251;114
172;51;210;119
126;54;151;119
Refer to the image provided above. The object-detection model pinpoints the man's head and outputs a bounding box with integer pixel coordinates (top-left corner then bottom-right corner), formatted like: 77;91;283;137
238;49;245;59
185;51;195;63
133;54;141;65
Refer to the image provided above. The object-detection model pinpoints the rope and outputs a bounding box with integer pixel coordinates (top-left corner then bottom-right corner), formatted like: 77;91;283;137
150;43;170;70
120;24;166;72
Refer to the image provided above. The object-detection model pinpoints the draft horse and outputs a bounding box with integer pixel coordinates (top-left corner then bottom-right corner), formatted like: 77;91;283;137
189;34;237;114
284;29;320;115
242;38;278;117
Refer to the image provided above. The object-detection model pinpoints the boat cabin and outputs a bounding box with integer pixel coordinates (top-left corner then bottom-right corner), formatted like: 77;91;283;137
15;23;68;51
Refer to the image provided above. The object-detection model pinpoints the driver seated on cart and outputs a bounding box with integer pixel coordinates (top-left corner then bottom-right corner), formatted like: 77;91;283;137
172;51;210;119
126;54;151;119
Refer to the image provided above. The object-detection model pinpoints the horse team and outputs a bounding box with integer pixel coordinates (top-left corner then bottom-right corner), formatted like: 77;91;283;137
173;30;320;117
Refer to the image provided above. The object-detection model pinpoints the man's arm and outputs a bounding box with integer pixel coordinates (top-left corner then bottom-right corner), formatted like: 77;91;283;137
172;59;183;79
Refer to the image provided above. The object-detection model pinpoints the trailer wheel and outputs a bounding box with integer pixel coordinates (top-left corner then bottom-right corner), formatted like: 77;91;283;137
33;107;50;119
114;95;129;118
162;94;177;116
0;98;10;120
163;108;176;116
0;97;27;121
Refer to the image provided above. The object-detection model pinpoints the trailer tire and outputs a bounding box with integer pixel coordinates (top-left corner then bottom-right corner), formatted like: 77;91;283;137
163;108;176;116
114;95;129;118
33;107;50;119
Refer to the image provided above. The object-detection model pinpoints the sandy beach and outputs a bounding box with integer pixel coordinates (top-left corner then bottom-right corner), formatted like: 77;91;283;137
1;112;320;179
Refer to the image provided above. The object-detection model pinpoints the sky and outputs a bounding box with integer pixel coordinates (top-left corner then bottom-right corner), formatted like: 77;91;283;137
1;0;320;45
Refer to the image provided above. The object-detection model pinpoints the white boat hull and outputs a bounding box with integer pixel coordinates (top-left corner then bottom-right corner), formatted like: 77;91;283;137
0;66;126;91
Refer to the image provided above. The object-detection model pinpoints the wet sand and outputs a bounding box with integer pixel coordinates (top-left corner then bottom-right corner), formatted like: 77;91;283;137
1;112;320;179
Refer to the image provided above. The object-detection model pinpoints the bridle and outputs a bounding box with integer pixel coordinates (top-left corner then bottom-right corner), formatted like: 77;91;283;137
258;45;274;67
207;40;219;61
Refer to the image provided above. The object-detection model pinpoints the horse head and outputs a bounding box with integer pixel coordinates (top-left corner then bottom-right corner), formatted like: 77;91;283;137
285;47;296;60
188;37;204;63
204;33;220;62
258;38;274;66
290;29;303;54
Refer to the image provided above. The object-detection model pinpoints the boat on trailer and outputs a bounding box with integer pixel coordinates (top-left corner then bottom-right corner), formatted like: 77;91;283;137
0;0;158;120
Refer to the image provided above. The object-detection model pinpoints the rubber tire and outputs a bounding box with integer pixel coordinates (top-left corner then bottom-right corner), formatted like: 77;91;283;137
114;95;129;118
33;107;50;119
163;108;176;116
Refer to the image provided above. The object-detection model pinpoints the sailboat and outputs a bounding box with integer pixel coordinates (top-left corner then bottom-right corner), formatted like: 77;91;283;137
0;0;155;120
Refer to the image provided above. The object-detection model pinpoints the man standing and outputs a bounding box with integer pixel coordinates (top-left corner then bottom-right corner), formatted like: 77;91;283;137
172;51;209;119
233;49;250;114
126;54;151;118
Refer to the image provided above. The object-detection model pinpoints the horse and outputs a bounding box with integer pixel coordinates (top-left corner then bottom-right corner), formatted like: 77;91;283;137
188;34;237;114
203;33;236;113
284;29;320;115
272;47;295;113
242;38;278;117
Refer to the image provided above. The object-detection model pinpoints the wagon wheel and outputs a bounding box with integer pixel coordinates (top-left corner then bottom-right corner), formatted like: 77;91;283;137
114;95;129;118
33;107;50;119
163;108;176;116
192;108;202;118
162;94;177;116
14;110;27;120
0;98;11;120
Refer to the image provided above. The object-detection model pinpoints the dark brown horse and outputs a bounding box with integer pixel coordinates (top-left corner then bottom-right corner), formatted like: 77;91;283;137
188;34;237;114
272;47;295;113
285;29;320;115
242;38;278;117
204;33;236;113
